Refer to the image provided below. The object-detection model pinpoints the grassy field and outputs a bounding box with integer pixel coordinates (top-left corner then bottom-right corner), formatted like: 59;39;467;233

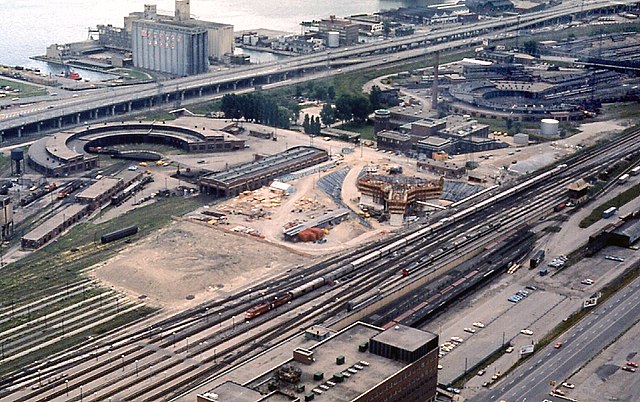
336;121;375;140
0;78;47;97
0;196;202;307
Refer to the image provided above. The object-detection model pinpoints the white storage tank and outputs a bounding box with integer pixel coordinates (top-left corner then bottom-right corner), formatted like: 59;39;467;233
513;133;529;146
540;119;559;137
327;31;340;48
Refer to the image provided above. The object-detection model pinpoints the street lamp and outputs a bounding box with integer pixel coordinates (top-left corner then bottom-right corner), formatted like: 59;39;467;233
232;315;235;331
65;379;69;396
135;359;138;377
121;354;125;371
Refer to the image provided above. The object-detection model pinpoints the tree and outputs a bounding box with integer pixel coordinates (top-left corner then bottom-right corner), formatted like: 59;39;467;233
327;86;336;100
314;86;328;101
351;96;372;122
369;85;383;110
303;114;311;134
523;40;538;56
320;103;336;127
312;116;322;135
335;95;354;122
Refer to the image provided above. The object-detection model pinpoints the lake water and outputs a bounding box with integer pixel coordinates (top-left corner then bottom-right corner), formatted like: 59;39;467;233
0;0;423;72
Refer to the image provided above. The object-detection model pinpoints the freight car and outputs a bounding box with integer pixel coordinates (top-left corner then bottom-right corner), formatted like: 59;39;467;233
100;226;139;244
243;163;568;320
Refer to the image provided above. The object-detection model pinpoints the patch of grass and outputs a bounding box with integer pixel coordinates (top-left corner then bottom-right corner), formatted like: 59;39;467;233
141;110;177;121
579;182;640;228
189;99;222;115
336;121;375;140
111;68;154;81
0;153;10;174
0;78;47;97
598;102;640;121
542;226;562;233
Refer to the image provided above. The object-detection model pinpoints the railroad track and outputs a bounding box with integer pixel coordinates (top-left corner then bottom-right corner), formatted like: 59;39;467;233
4;126;640;401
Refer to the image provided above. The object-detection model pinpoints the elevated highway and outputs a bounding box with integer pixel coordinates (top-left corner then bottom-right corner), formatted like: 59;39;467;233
0;0;637;141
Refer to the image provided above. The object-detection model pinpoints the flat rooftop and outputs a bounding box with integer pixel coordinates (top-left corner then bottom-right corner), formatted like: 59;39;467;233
22;204;87;242
246;322;407;402
76;177;121;201
203;146;327;186
371;324;437;353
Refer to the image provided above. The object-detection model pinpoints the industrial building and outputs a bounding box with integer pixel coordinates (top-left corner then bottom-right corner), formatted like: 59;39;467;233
318;16;360;45
375;130;412;153
132;20;209;76
27;122;245;177
199;147;329;197
358;175;444;225
27;130;99;177
197;322;439;402
75;170;142;209
21;203;90;249
417;159;467;179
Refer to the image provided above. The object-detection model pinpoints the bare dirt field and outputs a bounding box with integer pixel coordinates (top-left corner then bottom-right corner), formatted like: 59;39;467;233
91;219;313;312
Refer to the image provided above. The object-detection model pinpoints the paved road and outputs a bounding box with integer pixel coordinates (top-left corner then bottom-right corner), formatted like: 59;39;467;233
471;272;640;402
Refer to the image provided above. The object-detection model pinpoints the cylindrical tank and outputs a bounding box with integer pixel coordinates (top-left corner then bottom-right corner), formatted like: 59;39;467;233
374;109;391;134
327;31;340;48
540;119;559;136
10;148;24;162
513;133;529;145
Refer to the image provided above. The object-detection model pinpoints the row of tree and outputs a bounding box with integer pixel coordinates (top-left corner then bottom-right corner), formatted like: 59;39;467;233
220;93;300;129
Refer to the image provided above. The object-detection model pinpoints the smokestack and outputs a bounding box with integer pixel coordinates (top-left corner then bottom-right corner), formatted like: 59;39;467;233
432;52;439;111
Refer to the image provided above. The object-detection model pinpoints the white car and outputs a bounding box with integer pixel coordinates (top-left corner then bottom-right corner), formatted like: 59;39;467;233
520;329;534;336
562;382;575;389
473;322;486;328
451;336;464;343
464;327;476;334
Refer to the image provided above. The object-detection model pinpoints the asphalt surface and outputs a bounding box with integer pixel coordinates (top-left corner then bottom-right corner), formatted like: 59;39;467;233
471;272;640;402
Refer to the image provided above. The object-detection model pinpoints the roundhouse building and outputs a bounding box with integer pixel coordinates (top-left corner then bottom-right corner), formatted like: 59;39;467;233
28;122;245;177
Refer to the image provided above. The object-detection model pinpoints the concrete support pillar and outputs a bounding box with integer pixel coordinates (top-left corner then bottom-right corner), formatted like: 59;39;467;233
18;127;22;138
166;94;170;103
149;98;154;107
283;72;288;80
250;79;254;86
181;91;185;101
37;122;41;133
216;85;220;93
128;102;132;112
266;75;271;84
111;105;116;116
95;109;99;119
0;132;3;143
77;113;81;124
198;88;203;96
58;118;63;128
233;82;237;90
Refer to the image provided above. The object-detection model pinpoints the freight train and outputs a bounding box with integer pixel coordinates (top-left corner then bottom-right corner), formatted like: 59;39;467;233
244;164;568;320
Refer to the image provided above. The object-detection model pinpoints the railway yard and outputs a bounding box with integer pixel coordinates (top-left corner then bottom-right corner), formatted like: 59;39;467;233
1;10;640;400
0;111;637;402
